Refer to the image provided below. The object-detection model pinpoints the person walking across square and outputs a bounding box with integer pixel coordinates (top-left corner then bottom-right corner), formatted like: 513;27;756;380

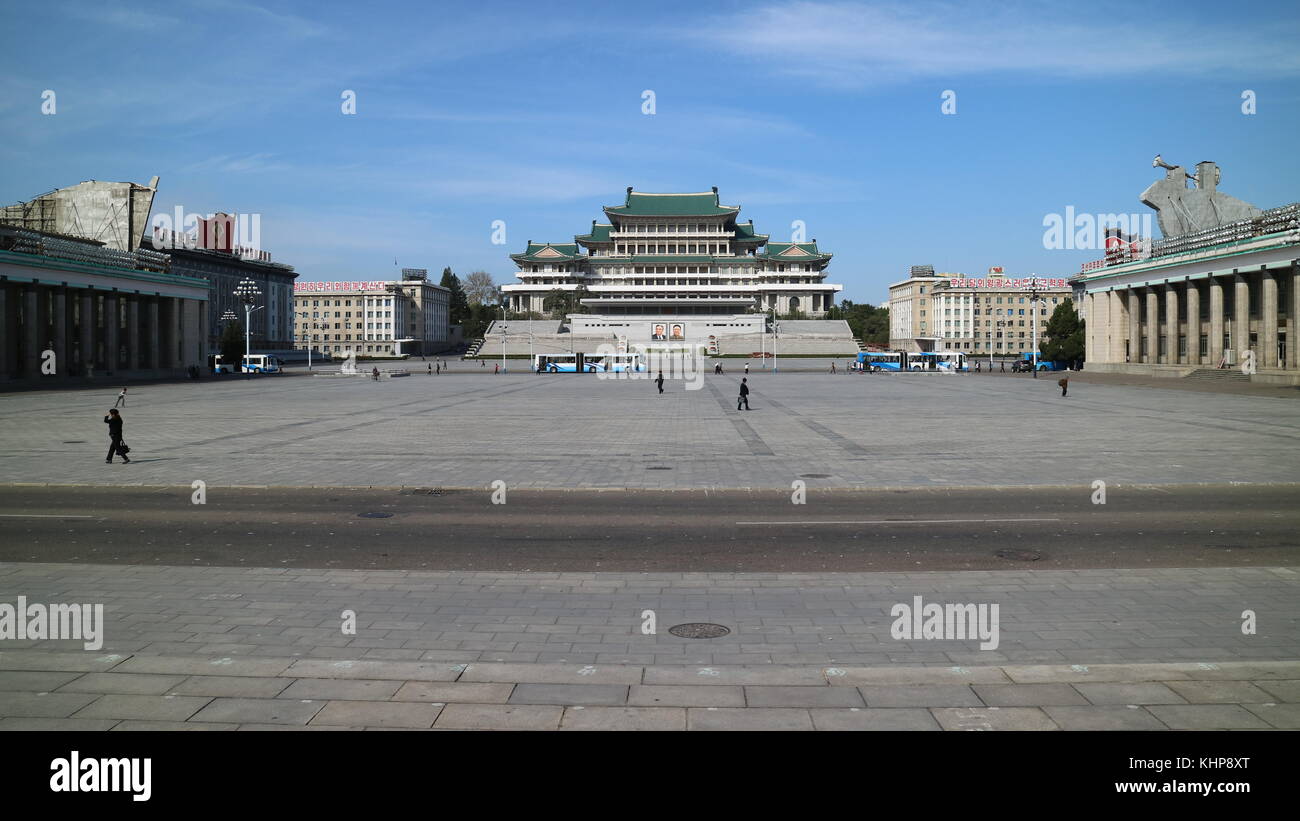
104;409;129;464
737;377;750;410
656;371;664;394
114;387;127;408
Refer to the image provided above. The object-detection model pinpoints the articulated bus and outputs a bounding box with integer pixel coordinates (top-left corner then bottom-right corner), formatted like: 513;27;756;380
857;351;968;372
533;353;645;373
909;351;968;372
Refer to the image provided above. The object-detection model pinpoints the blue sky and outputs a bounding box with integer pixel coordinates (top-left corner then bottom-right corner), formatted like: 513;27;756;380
2;0;1297;303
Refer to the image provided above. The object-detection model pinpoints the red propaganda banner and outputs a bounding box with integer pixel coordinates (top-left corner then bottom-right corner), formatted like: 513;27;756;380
294;281;391;293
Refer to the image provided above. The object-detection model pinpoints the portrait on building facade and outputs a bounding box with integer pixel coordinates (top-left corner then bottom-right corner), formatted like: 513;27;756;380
652;324;667;341
670;323;685;340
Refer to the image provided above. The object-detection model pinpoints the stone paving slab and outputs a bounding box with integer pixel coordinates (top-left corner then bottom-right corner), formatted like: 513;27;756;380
809;708;941;731
559;706;686;731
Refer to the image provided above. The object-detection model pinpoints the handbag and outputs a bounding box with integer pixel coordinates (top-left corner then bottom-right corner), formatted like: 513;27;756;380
117;441;131;455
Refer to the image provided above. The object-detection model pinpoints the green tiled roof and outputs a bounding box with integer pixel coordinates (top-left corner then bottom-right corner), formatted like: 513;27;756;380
735;223;768;241
605;190;739;217
510;241;582;262
575;223;613;244
759;241;832;262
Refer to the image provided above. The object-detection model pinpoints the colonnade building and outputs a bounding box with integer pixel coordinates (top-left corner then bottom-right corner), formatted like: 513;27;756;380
0;225;209;382
1074;160;1299;382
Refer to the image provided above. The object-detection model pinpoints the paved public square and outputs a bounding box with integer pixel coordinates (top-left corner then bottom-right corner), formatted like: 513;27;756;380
1;367;1298;490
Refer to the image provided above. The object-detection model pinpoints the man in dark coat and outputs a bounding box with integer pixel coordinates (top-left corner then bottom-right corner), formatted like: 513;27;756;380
655;371;665;394
737;378;750;410
104;409;129;463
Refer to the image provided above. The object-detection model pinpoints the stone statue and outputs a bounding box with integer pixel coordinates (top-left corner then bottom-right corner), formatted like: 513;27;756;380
1141;156;1261;238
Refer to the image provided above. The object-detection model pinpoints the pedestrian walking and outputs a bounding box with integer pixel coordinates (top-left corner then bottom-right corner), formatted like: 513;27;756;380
830;362;836;374
656;371;664;394
372;367;380;381
737;377;750;410
494;363;499;375
744;362;749;375
436;362;441;374
1000;361;1006;373
427;363;432;375
114;387;127;408
104;408;129;464
1059;376;1069;397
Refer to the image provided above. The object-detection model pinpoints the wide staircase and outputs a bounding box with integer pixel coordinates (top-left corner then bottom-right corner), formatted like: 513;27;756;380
1185;368;1251;383
463;338;485;359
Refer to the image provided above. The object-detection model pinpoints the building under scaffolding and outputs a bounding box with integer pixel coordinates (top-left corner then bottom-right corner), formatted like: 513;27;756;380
0;177;160;252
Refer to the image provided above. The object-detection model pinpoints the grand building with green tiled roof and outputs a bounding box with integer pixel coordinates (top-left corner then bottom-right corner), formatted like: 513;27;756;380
503;187;842;325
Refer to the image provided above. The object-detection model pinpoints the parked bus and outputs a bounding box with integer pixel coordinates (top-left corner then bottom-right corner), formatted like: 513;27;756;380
856;351;904;372
533;353;644;373
211;354;282;374
910;351;968;372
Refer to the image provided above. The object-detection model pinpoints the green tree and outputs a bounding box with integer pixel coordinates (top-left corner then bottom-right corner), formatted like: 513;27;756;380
828;300;890;345
542;288;570;319
219;320;245;368
1040;299;1085;363
571;284;590;314
464;302;498;340
440;267;471;327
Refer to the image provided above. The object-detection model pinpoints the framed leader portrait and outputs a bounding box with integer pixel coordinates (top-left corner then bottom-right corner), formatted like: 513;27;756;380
652;324;667;341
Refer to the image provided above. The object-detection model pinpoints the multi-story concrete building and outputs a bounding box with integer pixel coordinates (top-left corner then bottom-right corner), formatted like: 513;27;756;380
292;270;450;358
502;188;843;338
152;220;297;354
888;267;1072;354
0;225;208;384
1074;189;1299;382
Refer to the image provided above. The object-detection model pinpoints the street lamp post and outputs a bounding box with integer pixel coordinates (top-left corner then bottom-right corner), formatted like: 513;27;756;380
220;310;236;372
500;304;507;374
771;305;779;374
992;319;1007;371
233;278;262;375
1028;280;1043;379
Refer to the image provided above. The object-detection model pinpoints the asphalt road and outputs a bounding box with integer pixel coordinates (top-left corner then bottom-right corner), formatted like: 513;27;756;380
0;484;1296;572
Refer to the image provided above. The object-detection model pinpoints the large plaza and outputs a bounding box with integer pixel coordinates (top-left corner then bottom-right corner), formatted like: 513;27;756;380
1;367;1297;490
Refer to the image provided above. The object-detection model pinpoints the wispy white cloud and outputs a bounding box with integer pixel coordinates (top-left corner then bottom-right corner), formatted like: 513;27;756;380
701;1;1300;87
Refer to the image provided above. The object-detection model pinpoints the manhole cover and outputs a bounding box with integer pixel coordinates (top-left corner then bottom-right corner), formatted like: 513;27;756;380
800;473;831;478
357;512;394;519
63;440;87;444
646;466;672;471
668;623;731;639
995;549;1043;562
